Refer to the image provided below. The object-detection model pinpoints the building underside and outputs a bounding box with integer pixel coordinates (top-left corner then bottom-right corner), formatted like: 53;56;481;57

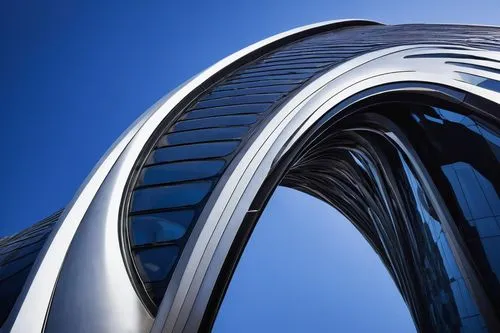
1;20;499;333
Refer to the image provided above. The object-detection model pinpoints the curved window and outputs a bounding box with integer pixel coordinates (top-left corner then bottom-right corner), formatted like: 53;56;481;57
209;102;498;332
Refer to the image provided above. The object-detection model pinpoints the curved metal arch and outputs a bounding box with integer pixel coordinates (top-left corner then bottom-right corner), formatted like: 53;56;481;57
157;46;500;332
4;20;379;333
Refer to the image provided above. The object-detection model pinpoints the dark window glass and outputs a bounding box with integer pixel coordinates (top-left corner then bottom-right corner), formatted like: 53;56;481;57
0;265;33;326
0;233;46;255
172;115;258;132
0;251;39;280
159;127;248;146
148;141;238;164
213;80;304;91
207;85;298;99
130;210;195;245
260;56;343;65
264;54;346;62
0;211;59;327
392;104;500;319
195;94;282;108
134;246;179;282
0;237;46;265
137;160;224;186
226;72;311;84
232;68;317;79
131;181;212;212
184;104;270;120
399;154;485;331
478;78;500;93
243;62;328;72
144;280;169;305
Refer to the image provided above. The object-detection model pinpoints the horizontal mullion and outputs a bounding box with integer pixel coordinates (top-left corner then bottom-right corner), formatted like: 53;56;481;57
225;76;309;85
205;86;297;99
0;230;52;249
211;80;303;94
266;50;359;59
244;62;332;72
187;102;271;112
134;174;221;191
132;240;179;250
184;104;271;119
194;94;282;108
212;80;303;91
156;138;244;149
259;56;345;65
128;204;203;217
266;48;366;57
145;154;232;168
171;115;258;132
169;123;253;134
226;74;311;84
234;67;318;78
0;235;47;256
0;245;43;266
159;127;248;146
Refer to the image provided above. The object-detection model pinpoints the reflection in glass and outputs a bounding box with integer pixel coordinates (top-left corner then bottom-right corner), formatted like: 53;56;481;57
135;246;179;282
195;94;282;108
172;115;258;132
131;181;212;212
208;84;298;99
184;103;270;119
402;106;500;312
159;127;248;146
279;104;499;332
148;141;238;164
137;160;224;186
131;210;195;245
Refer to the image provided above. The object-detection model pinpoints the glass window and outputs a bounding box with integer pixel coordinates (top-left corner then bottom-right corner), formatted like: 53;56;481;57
0;265;33;325
148;141;238;164
0;233;46;255
130;210;195;245
226;72;310;84
0;236;46;265
184;103;270;120
195;94;282;108
137;160;224;186
0;251;39;281
131;181;212;212
172;115;257;132
0;211;59;327
159;127;248;146
243;62;328;72
232;68;316;80
134;246;179;282
213;80;303;91
208;84;298;99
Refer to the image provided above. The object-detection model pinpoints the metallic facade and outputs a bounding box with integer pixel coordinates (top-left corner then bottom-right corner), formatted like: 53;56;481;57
1;20;499;332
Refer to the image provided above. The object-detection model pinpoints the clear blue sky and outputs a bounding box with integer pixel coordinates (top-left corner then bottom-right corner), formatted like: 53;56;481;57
214;187;416;332
1;1;498;331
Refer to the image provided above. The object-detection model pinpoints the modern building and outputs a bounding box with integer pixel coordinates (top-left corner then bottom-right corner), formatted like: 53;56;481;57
1;20;499;332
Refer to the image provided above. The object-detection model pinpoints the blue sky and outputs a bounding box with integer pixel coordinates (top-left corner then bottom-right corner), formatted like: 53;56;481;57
1;1;498;331
213;187;415;332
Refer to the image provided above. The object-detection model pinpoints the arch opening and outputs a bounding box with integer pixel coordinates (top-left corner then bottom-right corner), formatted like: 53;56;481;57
202;92;500;333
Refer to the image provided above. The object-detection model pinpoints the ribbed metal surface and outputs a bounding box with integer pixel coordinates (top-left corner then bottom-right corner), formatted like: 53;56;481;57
0;210;62;326
125;23;500;311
